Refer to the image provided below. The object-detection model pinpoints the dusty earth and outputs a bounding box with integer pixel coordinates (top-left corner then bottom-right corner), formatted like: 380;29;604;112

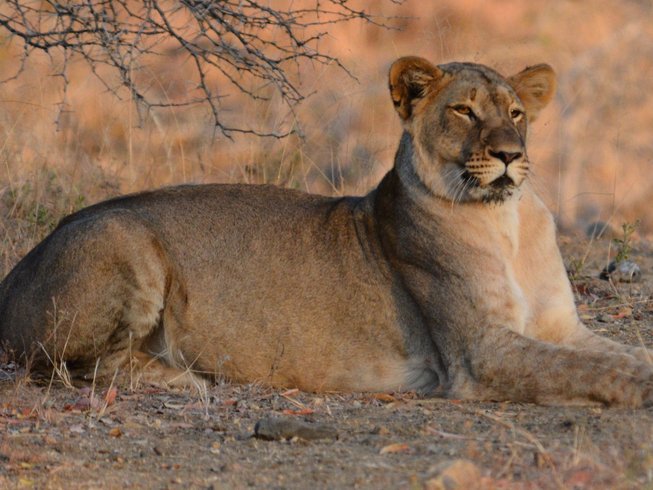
1;235;652;490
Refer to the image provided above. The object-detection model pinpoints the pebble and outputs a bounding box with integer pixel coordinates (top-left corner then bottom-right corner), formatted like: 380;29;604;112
599;260;641;283
253;417;338;441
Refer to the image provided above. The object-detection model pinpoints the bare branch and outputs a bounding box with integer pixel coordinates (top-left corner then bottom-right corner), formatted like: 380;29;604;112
0;0;404;137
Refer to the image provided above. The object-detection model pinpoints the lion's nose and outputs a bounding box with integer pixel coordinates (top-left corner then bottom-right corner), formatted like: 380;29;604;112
488;150;522;165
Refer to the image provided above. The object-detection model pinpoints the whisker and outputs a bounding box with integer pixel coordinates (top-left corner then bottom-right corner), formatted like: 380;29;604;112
442;165;465;203
447;173;463;208
451;177;466;208
454;176;473;206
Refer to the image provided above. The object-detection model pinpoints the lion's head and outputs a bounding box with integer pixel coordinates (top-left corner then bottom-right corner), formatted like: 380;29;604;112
389;57;556;203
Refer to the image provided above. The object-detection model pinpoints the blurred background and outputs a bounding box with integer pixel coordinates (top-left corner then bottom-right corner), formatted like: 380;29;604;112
1;0;653;271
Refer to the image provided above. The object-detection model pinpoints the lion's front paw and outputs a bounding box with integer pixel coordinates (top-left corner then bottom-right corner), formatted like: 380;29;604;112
594;361;653;408
630;347;653;366
622;368;653;408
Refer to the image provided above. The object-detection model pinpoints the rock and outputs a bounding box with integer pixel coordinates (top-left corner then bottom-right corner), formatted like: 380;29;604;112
425;459;482;490
253;417;338;441
599;260;641;283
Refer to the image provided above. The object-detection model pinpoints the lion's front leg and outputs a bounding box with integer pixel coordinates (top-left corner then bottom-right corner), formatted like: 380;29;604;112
514;191;652;364
562;322;653;364
526;301;653;364
519;260;652;364
457;325;653;406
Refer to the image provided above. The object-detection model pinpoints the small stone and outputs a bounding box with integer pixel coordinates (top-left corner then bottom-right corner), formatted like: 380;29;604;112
253;417;338;441
209;442;221;454
600;260;641;283
69;424;85;434
108;427;122;438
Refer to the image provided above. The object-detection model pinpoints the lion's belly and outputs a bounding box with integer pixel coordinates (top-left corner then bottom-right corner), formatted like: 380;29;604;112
160;246;434;392
171;296;417;392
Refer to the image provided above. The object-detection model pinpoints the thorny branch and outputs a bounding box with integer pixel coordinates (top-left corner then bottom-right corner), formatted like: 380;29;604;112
0;0;403;138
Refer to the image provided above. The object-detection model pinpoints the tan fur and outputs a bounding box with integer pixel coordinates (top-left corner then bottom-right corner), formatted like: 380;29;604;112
0;56;651;406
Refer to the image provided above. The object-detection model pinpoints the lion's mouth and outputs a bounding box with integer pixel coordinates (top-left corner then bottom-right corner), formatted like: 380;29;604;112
490;174;515;189
461;171;515;189
459;170;516;204
458;169;518;204
461;170;479;187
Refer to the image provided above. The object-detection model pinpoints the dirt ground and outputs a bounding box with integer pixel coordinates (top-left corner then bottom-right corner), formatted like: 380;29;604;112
1;235;652;490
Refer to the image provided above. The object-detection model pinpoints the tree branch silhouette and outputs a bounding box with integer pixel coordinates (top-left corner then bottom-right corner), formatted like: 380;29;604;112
0;0;402;137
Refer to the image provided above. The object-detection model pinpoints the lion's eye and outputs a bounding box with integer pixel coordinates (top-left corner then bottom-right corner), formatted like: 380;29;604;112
452;105;476;120
510;108;524;120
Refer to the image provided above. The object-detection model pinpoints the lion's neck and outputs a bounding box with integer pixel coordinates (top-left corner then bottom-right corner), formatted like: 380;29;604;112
393;131;447;202
374;132;523;259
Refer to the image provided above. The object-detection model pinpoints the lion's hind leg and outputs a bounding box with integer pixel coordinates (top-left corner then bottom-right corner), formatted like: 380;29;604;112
0;209;187;388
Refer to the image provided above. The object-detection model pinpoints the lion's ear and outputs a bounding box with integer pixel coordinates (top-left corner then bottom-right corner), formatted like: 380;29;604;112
508;64;556;122
389;56;443;121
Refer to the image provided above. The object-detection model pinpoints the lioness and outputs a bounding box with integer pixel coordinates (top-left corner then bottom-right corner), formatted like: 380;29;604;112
0;57;651;406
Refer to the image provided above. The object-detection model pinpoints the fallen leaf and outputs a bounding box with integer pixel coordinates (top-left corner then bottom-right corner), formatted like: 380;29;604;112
425;459;482;490
380;443;410;454
612;307;632;319
108;427;122;438
282;408;315;416
373;393;396;403
163;402;184;410
104;387;118;406
281;388;300;397
143;388;165;394
566;469;593;488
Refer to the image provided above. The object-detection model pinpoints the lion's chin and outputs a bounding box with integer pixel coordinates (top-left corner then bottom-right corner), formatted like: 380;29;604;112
481;187;515;204
458;173;519;204
480;175;517;203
